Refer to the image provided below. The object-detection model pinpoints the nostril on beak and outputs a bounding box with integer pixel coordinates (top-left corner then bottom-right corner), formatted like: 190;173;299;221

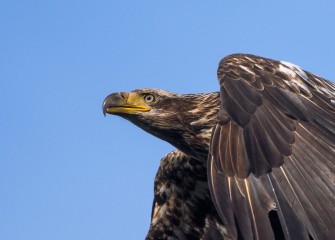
120;92;128;100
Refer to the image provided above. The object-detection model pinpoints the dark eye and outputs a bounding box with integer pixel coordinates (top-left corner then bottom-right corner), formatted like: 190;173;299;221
143;94;155;103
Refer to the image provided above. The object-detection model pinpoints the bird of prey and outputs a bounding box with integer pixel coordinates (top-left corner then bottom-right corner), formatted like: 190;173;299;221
103;54;335;240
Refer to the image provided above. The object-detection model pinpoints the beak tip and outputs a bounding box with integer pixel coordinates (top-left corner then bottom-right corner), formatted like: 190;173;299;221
102;98;109;116
102;106;108;116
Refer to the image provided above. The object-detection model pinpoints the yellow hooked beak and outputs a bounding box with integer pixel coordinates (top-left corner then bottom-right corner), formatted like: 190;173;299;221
102;92;151;115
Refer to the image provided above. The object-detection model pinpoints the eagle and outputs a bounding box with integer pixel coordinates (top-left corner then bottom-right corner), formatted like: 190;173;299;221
103;54;335;240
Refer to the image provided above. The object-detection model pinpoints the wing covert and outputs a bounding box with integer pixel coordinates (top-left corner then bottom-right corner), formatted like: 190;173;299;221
209;54;335;239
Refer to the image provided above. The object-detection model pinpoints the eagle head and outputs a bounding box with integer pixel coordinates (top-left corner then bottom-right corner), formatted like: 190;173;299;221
103;88;220;158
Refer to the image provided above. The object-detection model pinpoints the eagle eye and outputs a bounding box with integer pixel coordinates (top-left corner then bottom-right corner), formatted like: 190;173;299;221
143;94;155;103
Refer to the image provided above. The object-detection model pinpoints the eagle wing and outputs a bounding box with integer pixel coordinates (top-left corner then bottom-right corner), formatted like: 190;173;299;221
208;54;335;239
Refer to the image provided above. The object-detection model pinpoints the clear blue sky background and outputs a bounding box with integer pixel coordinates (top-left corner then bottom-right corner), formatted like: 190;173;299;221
1;1;334;239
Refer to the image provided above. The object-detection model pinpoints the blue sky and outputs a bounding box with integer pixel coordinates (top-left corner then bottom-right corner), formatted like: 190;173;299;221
1;1;334;239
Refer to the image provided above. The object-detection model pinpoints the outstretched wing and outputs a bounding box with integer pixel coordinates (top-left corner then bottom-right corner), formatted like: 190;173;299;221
208;54;335;239
147;150;229;240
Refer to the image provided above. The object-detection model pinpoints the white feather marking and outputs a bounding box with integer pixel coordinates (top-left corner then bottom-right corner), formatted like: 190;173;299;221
152;203;167;225
244;179;259;239
245;56;255;62
228;178;233;200
190;118;207;125
196;128;212;139
280;61;308;81
240;65;255;74
279;61;314;96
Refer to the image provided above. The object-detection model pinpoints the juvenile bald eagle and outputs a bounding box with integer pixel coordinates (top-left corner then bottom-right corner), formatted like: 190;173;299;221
103;54;335;240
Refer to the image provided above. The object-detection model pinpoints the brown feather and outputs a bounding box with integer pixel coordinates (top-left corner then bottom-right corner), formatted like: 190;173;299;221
210;53;335;240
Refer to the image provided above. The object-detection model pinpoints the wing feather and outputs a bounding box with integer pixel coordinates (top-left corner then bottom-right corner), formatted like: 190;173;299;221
209;54;335;239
